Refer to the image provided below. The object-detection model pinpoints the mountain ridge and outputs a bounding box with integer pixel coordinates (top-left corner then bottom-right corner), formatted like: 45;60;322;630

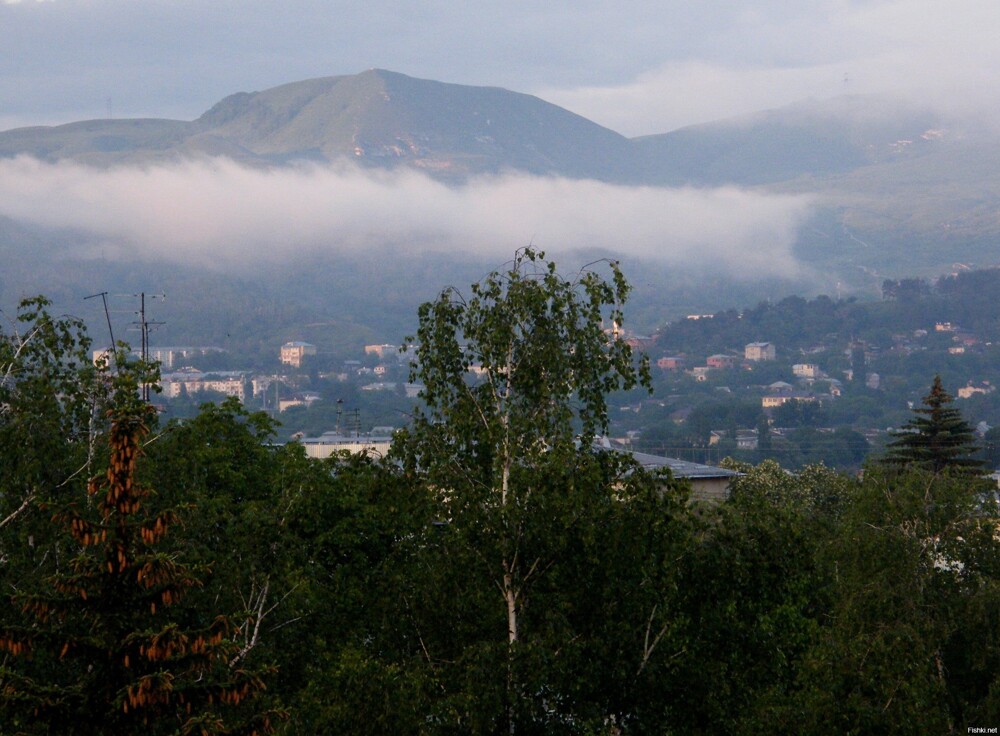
0;69;952;184
0;69;635;177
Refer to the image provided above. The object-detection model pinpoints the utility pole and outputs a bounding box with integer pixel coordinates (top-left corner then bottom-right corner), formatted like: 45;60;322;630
130;292;164;403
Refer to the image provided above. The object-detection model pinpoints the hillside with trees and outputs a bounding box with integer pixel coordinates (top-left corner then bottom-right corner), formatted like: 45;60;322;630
4;258;1000;733
622;267;1000;469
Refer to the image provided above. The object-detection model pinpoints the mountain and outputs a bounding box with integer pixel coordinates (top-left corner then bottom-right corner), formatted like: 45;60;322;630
0;70;633;178
0;73;962;186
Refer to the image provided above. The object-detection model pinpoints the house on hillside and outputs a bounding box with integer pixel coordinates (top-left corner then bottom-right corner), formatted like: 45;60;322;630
709;429;759;451
745;342;776;361
657;356;686;371
364;344;399;359
762;392;816;409
707;354;737;369
689;366;713;382
278;392;322;412
767;381;795;394
958;381;994;399
792;363;820;378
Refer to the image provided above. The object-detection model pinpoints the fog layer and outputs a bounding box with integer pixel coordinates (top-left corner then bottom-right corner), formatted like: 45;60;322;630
0;157;813;277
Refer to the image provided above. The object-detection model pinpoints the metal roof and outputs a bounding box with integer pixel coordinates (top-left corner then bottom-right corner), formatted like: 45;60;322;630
625;450;740;479
592;438;739;479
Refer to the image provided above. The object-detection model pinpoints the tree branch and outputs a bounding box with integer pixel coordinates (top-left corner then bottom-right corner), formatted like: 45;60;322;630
0;492;35;531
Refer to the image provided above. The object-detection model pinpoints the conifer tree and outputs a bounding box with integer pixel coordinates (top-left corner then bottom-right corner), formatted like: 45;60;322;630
882;375;985;474
0;377;278;734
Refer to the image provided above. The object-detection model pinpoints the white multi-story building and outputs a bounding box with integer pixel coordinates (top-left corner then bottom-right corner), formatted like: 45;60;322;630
280;341;316;368
160;370;249;402
792;363;820;378
296;431;394;459
364;344;399;359
92;346;225;369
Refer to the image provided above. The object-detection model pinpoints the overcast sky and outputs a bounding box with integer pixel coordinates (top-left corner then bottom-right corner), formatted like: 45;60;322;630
3;0;1000;135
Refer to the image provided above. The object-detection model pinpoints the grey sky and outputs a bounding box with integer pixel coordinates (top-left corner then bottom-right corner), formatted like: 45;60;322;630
4;1;1000;135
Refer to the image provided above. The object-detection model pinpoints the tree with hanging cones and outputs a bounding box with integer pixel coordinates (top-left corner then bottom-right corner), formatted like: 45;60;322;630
0;360;281;735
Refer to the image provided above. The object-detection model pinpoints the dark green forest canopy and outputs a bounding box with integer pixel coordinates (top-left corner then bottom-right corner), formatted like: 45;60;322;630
3;259;1000;734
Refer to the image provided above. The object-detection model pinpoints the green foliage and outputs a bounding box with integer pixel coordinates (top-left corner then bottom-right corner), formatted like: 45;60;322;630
0;297;103;544
722;458;853;515
786;467;1000;734
402;248;649;470
10;269;1000;734
665;472;833;732
393;249;691;731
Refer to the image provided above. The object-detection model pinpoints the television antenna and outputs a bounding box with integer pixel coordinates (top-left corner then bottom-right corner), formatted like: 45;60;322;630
126;292;165;402
84;291;119;374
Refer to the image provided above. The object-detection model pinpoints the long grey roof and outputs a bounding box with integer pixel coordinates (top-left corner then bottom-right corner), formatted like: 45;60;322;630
625;450;740;479
593;438;739;479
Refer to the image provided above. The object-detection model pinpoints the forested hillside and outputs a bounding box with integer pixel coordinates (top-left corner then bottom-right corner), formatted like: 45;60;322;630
658;267;1000;352
619;267;1000;469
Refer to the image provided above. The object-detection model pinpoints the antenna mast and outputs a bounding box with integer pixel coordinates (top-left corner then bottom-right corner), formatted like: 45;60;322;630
84;291;118;374
130;292;165;402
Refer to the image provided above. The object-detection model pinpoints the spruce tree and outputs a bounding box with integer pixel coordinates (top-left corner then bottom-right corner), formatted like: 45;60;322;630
0;388;278;734
882;375;985;474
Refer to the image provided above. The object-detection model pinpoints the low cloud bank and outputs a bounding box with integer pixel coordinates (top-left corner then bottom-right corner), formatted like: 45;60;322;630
0;157;813;278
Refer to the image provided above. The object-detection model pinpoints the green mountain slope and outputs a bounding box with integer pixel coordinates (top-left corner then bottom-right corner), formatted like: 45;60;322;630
0;70;634;177
197;69;635;177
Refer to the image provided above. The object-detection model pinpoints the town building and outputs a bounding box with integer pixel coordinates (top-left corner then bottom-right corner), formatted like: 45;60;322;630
278;393;322;412
160;370;249;402
689;366;713;382
364;344;399;359
295;431;395;460
280;341;316;368
147;346;226;369
656;356;686;371
744;342;776;361
792;363;820;378
92;346;225;369
706;354;737;369
594;437;739;503
958;382;994;399
708;429;759;451
762;393;816;409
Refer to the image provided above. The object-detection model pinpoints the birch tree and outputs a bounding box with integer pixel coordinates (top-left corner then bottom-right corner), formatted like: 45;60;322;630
397;248;657;731
0;297;103;541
